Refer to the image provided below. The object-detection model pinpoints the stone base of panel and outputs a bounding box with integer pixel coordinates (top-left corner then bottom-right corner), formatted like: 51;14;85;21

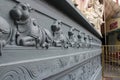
0;50;101;80
90;66;102;80
43;55;102;80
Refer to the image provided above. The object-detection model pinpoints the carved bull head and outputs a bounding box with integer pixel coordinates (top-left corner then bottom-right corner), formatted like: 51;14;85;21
9;3;31;22
51;20;62;34
51;20;69;48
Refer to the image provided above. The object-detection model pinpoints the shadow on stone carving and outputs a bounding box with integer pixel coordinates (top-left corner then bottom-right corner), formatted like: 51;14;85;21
9;3;53;49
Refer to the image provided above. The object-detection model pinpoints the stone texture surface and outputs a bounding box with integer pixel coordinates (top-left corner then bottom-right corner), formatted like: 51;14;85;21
0;50;101;80
0;0;102;80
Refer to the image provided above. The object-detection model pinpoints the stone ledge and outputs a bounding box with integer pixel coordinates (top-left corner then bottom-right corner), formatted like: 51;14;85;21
90;66;102;80
0;49;101;66
44;56;101;80
0;50;101;79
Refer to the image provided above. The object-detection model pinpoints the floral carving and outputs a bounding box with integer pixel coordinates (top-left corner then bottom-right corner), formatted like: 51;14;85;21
0;66;39;80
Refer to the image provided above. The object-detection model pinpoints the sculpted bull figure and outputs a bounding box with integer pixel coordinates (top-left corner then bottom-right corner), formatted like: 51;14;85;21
51;20;69;48
0;16;12;56
68;28;80;48
9;3;52;49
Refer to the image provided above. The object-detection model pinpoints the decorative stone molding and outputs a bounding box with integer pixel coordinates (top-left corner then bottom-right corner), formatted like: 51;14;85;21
0;49;101;80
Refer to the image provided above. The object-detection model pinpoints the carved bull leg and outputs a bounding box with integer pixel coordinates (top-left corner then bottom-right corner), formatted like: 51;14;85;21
40;28;53;49
18;36;36;46
0;42;2;56
35;38;40;49
41;42;49;49
61;40;69;49
0;40;6;56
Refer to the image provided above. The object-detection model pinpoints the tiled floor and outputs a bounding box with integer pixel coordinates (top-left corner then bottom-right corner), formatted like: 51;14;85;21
103;77;120;80
103;63;120;80
103;77;112;80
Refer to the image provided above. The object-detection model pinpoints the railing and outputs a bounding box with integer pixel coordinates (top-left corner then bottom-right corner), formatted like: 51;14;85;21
102;45;120;79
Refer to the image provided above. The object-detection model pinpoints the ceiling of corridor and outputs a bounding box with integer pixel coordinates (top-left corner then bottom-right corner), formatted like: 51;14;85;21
105;0;120;20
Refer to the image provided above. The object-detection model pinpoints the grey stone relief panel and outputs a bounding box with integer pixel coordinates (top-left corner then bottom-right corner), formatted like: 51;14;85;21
55;56;101;80
0;0;102;80
0;0;101;56
0;50;101;80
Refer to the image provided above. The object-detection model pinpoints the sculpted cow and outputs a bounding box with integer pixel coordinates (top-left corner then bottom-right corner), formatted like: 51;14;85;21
0;16;12;55
68;28;80;48
9;3;52;49
51;20;69;48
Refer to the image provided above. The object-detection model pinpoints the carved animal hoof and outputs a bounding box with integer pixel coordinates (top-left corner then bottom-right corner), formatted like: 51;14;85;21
35;39;40;49
36;43;39;49
0;40;6;56
45;44;49;49
41;43;49;49
19;39;24;46
68;43;72;47
76;44;80;48
52;41;57;47
64;44;69;49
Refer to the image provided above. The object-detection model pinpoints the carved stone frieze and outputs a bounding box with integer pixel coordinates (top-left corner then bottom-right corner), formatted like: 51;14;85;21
0;0;102;80
7;2;101;51
55;56;101;80
0;49;101;80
